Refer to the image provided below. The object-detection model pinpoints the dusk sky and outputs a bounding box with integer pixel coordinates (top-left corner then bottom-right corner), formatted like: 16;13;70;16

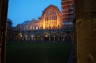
8;0;61;27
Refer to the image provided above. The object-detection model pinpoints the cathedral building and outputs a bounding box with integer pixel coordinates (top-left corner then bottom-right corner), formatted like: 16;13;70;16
16;0;75;41
39;5;63;30
41;5;62;29
16;5;63;31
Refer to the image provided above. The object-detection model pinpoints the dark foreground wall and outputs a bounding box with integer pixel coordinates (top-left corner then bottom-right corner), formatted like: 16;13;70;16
0;0;8;63
76;0;96;63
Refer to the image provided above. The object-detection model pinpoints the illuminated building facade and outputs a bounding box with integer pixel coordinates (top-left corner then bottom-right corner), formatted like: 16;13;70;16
61;0;74;33
39;5;63;29
62;0;75;22
16;5;66;40
16;5;63;31
16;0;75;41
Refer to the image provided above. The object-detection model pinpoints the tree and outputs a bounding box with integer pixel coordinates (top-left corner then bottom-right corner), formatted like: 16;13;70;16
6;18;13;29
6;18;16;40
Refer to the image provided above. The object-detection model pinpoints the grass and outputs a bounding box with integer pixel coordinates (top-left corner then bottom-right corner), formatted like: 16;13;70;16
6;40;73;63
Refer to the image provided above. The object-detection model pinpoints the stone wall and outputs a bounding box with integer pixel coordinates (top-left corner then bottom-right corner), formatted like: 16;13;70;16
76;19;96;63
76;0;96;63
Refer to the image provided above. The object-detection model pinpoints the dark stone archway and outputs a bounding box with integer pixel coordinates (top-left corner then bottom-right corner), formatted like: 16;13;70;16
0;0;8;63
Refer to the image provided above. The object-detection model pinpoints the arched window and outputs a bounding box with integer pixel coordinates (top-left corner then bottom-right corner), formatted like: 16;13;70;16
44;6;59;29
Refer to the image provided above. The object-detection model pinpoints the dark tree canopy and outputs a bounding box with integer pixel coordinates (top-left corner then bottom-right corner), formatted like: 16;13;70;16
7;18;13;27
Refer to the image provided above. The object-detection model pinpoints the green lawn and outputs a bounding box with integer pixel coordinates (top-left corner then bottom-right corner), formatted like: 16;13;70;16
6;40;72;63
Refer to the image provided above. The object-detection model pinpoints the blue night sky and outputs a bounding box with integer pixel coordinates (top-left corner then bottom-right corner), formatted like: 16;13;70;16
8;0;61;27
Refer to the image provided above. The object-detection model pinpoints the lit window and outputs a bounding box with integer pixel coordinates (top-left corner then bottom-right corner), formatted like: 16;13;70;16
31;35;34;37
45;34;48;37
30;26;32;30
31;35;34;40
18;33;22;37
36;27;38;30
32;27;35;30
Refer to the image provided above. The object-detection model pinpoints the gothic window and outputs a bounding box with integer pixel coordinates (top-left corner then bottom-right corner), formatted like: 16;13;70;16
45;9;57;21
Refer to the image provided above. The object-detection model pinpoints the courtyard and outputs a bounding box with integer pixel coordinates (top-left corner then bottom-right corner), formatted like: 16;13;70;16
6;40;73;63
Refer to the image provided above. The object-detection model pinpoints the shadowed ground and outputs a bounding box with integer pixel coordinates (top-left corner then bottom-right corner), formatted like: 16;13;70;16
6;40;73;63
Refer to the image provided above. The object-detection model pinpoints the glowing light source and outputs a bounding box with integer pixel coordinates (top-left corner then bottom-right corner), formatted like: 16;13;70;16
45;34;48;37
